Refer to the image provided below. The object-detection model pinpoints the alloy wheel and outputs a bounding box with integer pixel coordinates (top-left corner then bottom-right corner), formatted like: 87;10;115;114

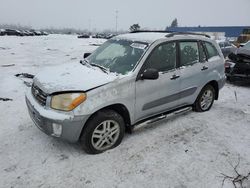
91;120;120;151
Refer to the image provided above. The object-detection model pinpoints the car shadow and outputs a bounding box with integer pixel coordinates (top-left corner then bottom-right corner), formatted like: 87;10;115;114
131;110;193;135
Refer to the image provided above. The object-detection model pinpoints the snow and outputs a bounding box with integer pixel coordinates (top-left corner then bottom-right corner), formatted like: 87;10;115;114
34;62;117;94
0;34;250;188
115;32;167;44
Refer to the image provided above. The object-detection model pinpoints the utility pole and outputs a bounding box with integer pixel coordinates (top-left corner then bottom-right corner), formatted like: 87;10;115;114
115;10;118;34
88;19;91;34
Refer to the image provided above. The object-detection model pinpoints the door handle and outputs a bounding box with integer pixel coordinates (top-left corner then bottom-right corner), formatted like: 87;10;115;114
201;66;208;71
170;74;180;80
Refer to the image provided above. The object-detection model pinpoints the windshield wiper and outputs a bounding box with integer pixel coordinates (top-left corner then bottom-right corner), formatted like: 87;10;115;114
80;59;89;65
90;63;109;73
80;59;109;74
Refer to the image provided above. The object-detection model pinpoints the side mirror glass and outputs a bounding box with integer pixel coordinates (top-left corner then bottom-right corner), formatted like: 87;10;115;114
141;68;159;80
83;53;91;59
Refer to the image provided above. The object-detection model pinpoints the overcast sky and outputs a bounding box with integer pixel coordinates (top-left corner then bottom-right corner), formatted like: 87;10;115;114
0;0;249;31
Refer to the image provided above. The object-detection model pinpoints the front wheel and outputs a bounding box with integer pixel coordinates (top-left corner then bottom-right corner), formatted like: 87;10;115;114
80;110;125;154
193;85;215;112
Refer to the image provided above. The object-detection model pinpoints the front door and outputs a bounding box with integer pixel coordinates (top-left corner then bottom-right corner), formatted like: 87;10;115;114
135;41;181;122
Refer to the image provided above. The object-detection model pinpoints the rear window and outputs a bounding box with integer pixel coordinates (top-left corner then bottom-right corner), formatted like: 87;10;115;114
204;42;219;59
179;41;199;66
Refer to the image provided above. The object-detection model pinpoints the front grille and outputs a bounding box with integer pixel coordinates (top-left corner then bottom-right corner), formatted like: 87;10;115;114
31;84;48;106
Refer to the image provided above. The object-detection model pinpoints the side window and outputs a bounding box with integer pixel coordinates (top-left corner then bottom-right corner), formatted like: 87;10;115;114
204;42;219;59
180;41;199;66
145;42;176;72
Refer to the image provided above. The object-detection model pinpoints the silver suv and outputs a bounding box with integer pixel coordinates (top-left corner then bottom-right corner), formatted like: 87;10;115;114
26;31;225;154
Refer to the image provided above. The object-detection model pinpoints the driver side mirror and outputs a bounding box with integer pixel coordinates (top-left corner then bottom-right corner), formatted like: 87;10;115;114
140;68;159;80
83;53;91;59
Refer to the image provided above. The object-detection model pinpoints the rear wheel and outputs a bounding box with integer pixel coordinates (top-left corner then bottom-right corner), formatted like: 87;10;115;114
80;110;125;154
193;85;215;112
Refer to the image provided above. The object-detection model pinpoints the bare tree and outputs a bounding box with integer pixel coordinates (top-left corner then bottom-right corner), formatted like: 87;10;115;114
129;24;141;32
170;18;178;27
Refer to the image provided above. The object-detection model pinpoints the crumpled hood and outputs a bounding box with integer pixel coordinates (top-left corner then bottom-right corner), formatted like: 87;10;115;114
33;62;117;94
229;48;250;63
236;48;250;57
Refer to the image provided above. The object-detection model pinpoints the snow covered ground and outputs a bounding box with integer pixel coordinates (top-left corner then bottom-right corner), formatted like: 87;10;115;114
0;35;250;188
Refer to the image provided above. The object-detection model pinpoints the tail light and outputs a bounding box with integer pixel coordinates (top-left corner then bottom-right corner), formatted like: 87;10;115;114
224;60;235;69
225;62;231;68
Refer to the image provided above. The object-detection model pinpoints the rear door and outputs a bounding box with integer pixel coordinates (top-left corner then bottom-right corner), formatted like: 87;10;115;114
135;41;181;122
178;40;223;106
178;40;207;105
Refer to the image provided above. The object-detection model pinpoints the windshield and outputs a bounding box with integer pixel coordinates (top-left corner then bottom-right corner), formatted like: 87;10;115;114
243;42;250;50
87;39;147;75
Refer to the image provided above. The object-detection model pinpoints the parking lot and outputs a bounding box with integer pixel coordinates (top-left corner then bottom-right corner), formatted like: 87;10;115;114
0;35;250;188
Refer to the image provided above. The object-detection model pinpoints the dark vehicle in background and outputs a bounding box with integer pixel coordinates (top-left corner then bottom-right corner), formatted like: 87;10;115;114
0;29;6;36
105;33;115;39
24;30;35;36
4;29;23;36
217;40;237;57
92;33;105;39
92;33;115;39
78;34;90;39
41;31;49;36
225;41;250;82
0;29;49;37
30;30;42;36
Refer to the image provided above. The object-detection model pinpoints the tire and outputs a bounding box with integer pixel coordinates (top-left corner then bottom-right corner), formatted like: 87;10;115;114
80;109;125;154
193;84;215;112
226;76;233;82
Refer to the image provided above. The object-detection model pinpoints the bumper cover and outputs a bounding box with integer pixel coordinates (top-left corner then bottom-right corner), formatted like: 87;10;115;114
25;90;90;143
218;75;226;89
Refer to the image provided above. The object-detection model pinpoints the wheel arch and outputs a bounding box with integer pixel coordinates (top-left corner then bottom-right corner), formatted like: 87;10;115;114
205;80;219;100
79;103;131;140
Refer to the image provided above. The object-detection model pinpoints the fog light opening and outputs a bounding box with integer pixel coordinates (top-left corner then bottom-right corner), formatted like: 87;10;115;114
52;123;62;137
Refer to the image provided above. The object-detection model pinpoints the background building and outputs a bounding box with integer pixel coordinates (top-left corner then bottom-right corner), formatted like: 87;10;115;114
166;26;250;40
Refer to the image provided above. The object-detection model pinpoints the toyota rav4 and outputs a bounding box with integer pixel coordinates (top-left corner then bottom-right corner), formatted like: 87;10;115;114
26;31;226;154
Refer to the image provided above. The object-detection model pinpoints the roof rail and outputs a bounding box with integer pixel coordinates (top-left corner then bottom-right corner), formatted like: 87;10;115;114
130;30;173;34
165;32;211;38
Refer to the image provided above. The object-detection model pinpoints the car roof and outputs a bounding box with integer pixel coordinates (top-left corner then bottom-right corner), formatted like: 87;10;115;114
114;32;212;44
114;32;167;44
216;39;230;43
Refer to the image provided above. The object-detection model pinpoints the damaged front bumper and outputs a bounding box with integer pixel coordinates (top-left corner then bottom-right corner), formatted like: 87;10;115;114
225;56;250;81
226;65;250;81
226;73;250;81
25;89;90;143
